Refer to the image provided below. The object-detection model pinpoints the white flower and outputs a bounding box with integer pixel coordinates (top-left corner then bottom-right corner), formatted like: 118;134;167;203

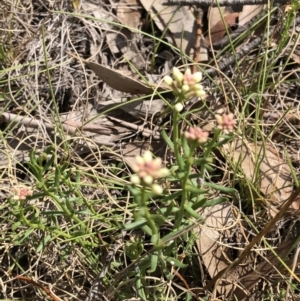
174;103;183;112
164;75;173;86
193;72;202;83
151;184;163;195
130;174;141;185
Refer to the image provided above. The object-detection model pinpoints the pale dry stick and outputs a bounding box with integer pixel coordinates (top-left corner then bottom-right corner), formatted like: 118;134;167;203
0;112;112;135
205;186;300;297
284;242;300;301
106;115;161;139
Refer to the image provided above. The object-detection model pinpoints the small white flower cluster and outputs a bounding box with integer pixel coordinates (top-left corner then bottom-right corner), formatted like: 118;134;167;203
130;151;169;195
164;67;206;111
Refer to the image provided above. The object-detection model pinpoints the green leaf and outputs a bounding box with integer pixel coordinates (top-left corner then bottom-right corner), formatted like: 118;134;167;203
214;134;233;147
159;191;182;203
181;135;190;157
160;221;201;245
135;268;147;301
165;256;187;268
54;166;61;187
123;219;147;230
204;164;215;172
141;224;153;236
150;214;166;226
204;182;237;193
184;205;202;219
190;198;207;210
148;252;158;273
159;201;176;218
185;185;207;194
199;197;228;207
161;129;174;150
36;234;52;252
12;221;21;230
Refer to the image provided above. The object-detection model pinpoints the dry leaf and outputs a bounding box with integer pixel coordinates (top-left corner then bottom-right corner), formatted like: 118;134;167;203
206;7;234;45
195;203;249;296
82;1;145;68
238;5;265;27
97;97;165;118
116;0;142;29
223;140;293;205
206;11;239;46
87;62;167;94
139;0;207;59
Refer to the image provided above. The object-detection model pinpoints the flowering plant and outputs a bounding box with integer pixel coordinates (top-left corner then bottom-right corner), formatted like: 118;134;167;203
125;66;237;275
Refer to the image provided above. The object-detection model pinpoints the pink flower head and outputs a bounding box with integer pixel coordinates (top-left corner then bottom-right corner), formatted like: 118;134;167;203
13;186;33;201
215;113;236;134
131;151;169;185
184;127;209;144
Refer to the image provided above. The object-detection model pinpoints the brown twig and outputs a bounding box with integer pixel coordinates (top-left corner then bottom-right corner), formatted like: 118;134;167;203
15;275;62;301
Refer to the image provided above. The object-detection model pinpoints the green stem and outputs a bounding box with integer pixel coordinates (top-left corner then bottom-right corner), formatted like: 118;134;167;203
42;182;89;233
173;102;185;171
19;202;45;230
140;186;159;244
174;145;196;229
200;129;220;178
19;200;97;247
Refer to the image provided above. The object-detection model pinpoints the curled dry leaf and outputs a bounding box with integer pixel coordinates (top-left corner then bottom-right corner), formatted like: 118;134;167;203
223;139;293;206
